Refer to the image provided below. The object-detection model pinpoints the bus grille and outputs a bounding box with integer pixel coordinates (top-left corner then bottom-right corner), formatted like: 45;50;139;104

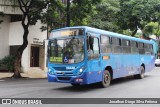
56;72;73;76
53;67;77;71
57;77;71;81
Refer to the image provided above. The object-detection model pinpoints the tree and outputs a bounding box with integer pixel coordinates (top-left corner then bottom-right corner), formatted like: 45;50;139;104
117;0;160;37
66;0;70;26
40;0;65;32
0;0;64;78
40;0;101;31
69;0;101;26
11;0;48;78
89;0;120;32
144;22;160;37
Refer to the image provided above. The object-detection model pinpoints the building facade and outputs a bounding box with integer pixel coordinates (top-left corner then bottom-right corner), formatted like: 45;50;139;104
0;0;48;72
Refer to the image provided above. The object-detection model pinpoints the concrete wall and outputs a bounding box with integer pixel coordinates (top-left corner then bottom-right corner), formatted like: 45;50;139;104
0;15;10;59
8;20;47;72
0;0;22;15
39;46;45;70
9;21;23;45
29;21;47;45
1;1;47;72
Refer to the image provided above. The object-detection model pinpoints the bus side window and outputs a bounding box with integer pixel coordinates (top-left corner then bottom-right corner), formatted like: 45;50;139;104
111;37;122;53
148;44;154;55
131;41;139;54
139;42;145;54
87;35;100;59
122;39;131;54
100;35;111;53
87;34;94;51
150;44;154;55
89;36;94;51
144;44;150;55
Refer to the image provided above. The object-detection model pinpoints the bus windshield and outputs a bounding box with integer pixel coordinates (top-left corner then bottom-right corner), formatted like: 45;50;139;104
49;37;84;64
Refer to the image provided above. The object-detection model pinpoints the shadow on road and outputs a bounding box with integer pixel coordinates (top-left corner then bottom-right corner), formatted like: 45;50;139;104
52;83;102;92
52;75;152;92
111;75;151;85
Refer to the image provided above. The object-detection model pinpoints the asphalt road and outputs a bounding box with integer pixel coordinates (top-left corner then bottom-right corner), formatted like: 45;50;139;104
0;67;160;107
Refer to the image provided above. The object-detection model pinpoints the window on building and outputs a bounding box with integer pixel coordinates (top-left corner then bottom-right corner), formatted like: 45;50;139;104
10;45;20;56
11;15;22;22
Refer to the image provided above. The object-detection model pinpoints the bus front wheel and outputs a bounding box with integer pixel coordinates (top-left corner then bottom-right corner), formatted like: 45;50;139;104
134;66;145;79
99;70;111;88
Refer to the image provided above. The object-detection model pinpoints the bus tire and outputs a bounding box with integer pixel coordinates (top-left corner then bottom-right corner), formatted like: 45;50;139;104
134;66;145;79
99;70;111;88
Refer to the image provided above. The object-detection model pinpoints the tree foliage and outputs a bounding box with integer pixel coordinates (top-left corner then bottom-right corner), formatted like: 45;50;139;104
89;0;120;32
144;22;160;37
0;55;15;72
70;0;101;26
40;0;65;31
117;0;160;36
40;0;101;31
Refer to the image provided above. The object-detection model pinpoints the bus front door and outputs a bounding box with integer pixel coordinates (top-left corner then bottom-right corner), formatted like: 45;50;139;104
87;36;102;84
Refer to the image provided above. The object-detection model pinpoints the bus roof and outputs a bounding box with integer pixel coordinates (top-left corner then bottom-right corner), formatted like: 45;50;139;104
51;26;153;44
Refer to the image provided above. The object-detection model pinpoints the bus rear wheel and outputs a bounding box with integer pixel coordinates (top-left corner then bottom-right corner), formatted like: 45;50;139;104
99;70;111;88
134;66;145;79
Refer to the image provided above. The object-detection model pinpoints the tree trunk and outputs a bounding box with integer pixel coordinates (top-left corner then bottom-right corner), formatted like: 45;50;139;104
66;0;70;27
12;0;34;78
131;28;138;37
140;27;150;39
12;27;29;78
13;52;22;78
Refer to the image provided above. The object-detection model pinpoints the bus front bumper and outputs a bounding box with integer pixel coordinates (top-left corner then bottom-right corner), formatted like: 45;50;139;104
47;71;103;85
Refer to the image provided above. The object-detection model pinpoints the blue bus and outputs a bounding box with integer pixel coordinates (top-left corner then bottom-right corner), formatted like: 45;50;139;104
47;26;155;87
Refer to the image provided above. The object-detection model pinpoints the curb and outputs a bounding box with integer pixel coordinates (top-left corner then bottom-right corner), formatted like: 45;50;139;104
0;72;47;79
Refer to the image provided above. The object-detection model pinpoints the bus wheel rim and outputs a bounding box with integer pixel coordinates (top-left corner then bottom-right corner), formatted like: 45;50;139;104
104;71;110;84
141;67;144;78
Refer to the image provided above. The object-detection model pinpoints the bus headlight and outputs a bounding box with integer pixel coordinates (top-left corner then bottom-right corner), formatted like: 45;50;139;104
77;66;86;75
48;68;55;75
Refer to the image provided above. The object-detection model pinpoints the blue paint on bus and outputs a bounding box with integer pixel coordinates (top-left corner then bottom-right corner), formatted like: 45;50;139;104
47;26;155;85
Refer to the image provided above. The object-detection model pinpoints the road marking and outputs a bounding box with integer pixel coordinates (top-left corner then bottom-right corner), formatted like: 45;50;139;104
0;80;5;82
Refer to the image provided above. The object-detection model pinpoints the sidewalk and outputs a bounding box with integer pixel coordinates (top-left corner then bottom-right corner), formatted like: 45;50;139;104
0;71;47;79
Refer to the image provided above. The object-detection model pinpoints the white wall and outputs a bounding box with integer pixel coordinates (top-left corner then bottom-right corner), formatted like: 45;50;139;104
21;45;30;72
9;20;47;72
9;21;47;46
29;21;47;45
0;15;10;59
9;21;23;45
9;21;29;72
